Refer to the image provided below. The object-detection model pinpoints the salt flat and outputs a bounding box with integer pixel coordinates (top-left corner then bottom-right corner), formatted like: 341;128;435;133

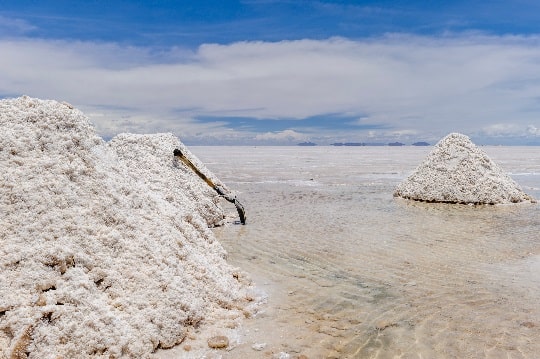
193;145;540;359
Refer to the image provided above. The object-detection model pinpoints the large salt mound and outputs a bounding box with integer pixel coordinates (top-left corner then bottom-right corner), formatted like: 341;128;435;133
0;96;251;358
107;133;228;227
394;132;535;204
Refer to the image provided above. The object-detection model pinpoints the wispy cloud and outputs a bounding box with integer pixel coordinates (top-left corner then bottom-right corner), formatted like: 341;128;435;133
0;15;36;35
1;35;540;144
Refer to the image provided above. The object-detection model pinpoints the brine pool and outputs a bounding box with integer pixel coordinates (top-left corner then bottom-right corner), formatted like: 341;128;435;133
195;146;540;359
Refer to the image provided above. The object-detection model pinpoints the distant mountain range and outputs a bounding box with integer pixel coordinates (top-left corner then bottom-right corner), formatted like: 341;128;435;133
297;141;317;146
298;141;431;146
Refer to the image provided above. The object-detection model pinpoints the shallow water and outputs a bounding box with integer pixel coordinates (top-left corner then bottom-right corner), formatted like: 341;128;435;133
194;146;540;359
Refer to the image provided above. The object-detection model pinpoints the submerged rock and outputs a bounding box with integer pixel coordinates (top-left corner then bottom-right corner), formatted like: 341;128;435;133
394;133;535;204
207;335;229;349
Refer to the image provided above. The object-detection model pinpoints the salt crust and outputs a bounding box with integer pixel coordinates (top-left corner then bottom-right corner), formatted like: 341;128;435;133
0;96;252;358
394;132;535;204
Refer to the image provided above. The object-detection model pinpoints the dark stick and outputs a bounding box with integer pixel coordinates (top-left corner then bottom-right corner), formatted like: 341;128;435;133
174;149;246;224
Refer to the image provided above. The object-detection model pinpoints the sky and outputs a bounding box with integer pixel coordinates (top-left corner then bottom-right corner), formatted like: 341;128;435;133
1;1;540;145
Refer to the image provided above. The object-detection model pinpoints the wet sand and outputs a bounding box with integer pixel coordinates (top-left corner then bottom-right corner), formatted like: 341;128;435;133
194;146;540;358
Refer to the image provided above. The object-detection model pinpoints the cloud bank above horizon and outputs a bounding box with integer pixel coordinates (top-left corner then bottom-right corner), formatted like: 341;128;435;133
1;1;540;145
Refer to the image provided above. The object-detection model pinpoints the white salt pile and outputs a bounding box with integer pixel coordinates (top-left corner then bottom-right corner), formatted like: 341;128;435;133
0;96;252;358
394;132;536;204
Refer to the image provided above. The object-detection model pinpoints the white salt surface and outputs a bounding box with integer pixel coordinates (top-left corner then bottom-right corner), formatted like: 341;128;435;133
394;133;536;204
0;96;253;358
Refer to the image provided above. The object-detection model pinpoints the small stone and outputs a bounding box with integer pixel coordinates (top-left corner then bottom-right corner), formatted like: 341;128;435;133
36;293;47;306
243;310;253;318
375;320;397;331
207;335;229;349
252;342;267;351
274;352;291;359
521;321;535;328
183;344;192;351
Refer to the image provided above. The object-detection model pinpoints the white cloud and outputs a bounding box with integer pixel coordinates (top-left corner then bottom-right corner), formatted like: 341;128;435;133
2;35;540;144
481;123;522;137
476;122;540;144
527;125;540;136
254;129;307;143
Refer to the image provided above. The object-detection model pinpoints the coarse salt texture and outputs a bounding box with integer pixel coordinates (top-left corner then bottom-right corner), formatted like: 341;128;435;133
394;132;535;204
0;96;251;358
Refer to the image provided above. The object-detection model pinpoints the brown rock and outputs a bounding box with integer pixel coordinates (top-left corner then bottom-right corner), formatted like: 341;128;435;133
207;335;229;349
375;320;397;331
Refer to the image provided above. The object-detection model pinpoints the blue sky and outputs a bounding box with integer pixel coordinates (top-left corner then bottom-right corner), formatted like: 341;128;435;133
1;1;540;144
